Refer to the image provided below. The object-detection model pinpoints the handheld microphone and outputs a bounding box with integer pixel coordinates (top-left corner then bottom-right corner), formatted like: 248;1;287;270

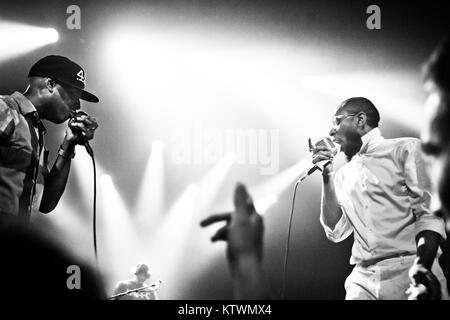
68;110;94;157
299;136;337;182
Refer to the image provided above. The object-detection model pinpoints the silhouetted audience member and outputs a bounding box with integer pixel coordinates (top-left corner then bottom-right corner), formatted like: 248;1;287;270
417;34;450;299
421;35;450;229
0;217;105;300
200;182;268;299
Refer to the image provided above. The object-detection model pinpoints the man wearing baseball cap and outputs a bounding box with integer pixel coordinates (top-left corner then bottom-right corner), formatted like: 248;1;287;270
112;264;160;300
0;55;98;222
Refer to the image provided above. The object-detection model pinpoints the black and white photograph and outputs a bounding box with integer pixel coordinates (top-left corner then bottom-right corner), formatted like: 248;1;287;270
0;0;449;314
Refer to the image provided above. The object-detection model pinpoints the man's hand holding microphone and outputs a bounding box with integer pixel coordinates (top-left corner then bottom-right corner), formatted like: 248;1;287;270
61;110;98;158
308;136;342;229
301;137;337;182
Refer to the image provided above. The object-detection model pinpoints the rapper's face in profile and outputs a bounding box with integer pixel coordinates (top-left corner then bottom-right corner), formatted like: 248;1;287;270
46;82;82;124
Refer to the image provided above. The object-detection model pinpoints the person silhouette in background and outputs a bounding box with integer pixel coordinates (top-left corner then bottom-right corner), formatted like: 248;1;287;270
112;263;160;300
409;34;450;299
0;219;105;300
201;182;268;299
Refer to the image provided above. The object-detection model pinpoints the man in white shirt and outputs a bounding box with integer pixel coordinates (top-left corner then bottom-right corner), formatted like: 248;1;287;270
312;97;448;299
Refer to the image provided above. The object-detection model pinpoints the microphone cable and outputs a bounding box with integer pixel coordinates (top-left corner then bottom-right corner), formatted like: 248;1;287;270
69;112;99;269
281;162;328;299
83;143;98;267
281;179;301;299
89;150;98;269
81;144;99;271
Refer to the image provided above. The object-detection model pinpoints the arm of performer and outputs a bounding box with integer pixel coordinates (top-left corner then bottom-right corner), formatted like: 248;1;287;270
112;282;127;296
310;139;343;229
407;231;443;300
415;231;441;271
39;113;98;213
200;182;267;300
404;140;446;299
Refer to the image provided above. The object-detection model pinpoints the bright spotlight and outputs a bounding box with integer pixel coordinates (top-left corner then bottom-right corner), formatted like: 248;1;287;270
0;21;60;62
46;28;59;43
103;24;323;136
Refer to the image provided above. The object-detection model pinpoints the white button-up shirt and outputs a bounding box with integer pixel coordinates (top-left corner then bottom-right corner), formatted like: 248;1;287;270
320;128;446;265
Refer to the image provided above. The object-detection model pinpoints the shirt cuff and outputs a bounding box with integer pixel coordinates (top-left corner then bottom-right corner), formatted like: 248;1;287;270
320;206;352;243
415;214;447;240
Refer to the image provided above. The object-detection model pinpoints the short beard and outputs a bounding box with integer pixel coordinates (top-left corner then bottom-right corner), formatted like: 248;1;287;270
343;129;363;161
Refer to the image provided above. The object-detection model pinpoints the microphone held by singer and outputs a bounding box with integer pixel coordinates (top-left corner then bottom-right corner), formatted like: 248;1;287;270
68;110;98;156
299;137;338;182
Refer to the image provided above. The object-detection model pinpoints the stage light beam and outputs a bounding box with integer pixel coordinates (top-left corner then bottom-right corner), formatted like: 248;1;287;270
144;183;200;298
255;193;278;214
0;21;60;62
46;28;59;43
134;140;165;233
98;174;142;294
301;72;424;130
252;159;311;203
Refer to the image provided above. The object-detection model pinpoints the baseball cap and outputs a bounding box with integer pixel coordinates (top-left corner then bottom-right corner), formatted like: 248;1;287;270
28;55;99;103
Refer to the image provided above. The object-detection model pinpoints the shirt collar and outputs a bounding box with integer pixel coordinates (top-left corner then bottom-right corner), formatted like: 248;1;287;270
358;127;383;155
11;91;38;116
11;91;46;134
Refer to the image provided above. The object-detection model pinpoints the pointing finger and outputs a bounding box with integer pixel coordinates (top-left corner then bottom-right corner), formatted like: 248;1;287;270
200;213;232;227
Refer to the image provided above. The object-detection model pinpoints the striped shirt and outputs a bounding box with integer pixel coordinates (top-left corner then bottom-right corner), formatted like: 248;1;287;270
0;92;48;221
320;128;446;265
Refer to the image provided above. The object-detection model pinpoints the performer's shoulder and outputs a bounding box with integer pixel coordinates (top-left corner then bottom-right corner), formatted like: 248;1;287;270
114;280;132;290
384;136;420;150
0;94;16;107
0;95;10;110
0;95;20;118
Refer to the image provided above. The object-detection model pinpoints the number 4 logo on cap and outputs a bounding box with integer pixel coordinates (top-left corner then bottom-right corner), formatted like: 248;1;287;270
77;70;86;84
